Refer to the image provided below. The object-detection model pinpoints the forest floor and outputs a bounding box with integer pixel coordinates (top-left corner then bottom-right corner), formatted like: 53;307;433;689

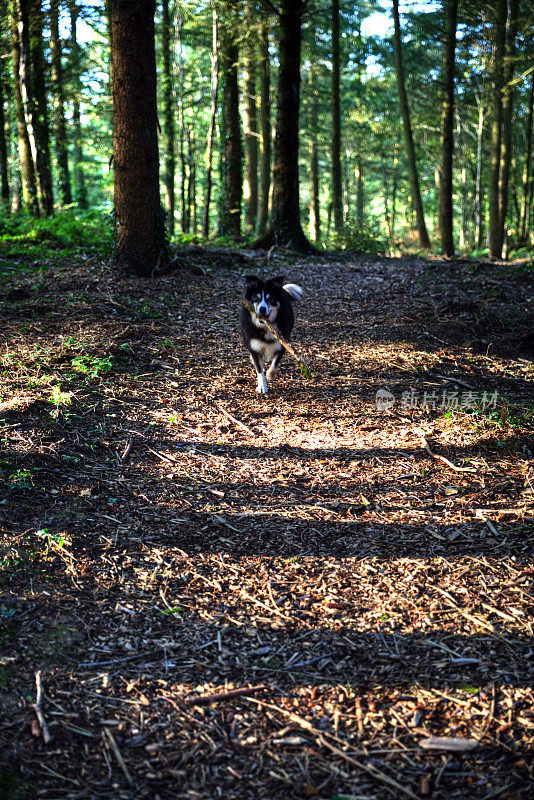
0;246;533;800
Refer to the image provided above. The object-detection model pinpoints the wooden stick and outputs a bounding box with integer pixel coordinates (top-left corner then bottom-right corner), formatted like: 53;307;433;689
32;670;51;744
104;728;134;785
242;299;311;379
215;403;256;437
419;436;476;473
186;684;268;705
120;437;133;461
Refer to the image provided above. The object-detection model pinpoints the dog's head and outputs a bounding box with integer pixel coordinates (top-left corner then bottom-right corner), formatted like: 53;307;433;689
244;276;285;322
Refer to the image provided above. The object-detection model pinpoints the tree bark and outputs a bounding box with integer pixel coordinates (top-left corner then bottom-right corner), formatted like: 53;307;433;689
243;0;258;230
474;91;484;248
392;0;430;249
308;45;320;242
519;70;534;242
256;10;271;236
253;0;312;252
203;1;219;237
438;0;458;258
219;0;242;238
161;0;175;235
176;9;187;232
0;52;10;208
69;0;87;207
111;0;162;276
488;0;507;259
497;0;519;248
50;0;72;207
10;1;37;213
331;0;343;235
18;0;54;215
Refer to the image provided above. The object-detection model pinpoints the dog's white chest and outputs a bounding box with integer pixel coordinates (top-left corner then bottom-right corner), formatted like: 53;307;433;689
249;338;282;362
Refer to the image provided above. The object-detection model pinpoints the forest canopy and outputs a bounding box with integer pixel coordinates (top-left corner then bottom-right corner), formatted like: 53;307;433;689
1;0;534;271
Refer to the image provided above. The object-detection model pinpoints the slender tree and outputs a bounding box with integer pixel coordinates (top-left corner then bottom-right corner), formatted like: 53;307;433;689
438;0;458;257
219;0;242;237
256;9;271;236
0;48;10;208
50;0;72;207
488;0;507;259
203;1;219;237
519;70;534;242
331;0;343;235
18;0;54;215
308;34;320;242
243;0;258;229
69;0;87;207
111;0;162;275
254;0;312;252
392;0;430;249
10;0;37;213
498;0;519;249
161;0;175;234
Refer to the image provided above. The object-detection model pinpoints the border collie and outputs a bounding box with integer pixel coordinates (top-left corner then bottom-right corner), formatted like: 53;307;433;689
240;275;303;394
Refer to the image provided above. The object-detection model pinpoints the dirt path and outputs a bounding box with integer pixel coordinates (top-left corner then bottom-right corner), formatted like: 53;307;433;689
1;252;533;799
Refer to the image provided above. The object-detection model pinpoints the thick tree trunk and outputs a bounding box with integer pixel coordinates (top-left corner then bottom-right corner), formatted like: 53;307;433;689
256;12;271;236
69;0;87;207
219;1;242;238
438;0;458;258
519;71;534;242
392;0;430;249
308;50;320;242
331;0;343;235
497;0;519;246
111;0;162;276
161;0;175;235
18;0;54;215
10;2;37;213
254;0;311;252
488;0;507;259
50;0;72;207
243;0;258;230
203;2;219;237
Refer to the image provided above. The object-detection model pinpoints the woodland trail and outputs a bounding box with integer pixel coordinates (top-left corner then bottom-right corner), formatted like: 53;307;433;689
0;251;533;799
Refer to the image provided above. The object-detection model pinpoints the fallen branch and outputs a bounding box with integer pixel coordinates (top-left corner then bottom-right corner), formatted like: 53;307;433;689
419;436;476;473
120;437;133;461
242;299;311;379
104;727;134;785
186;684;268;706
215;403;257;437
32;670;51;744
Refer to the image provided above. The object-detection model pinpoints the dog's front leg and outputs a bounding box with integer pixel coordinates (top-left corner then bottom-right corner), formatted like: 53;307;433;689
266;347;284;381
249;352;268;394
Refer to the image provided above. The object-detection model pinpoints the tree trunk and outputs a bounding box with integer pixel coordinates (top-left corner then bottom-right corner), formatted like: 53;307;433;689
474;91;484;248
438;0;458;258
0;58;10;208
203;1;219;237
187;124;196;233
519;70;534;242
488;0;507;259
392;0;430;249
18;0;54;215
69;0;87;208
254;0;311;252
50;0;72;207
111;0;162;276
331;0;343;235
161;0;175;235
243;0;258;230
355;156;364;231
10;1;37;213
219;0;242;238
256;10;271;236
497;0;519;247
308;48;320;242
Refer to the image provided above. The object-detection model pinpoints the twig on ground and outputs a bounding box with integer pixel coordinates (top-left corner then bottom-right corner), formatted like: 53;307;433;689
104;727;134;785
120;437;133;461
419;436;476;473
32;670;51;744
186;685;268;705
242;299;311;378
215;403;257;437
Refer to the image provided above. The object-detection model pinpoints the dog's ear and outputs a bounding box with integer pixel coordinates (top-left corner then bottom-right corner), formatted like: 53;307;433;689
270;275;285;287
244;275;259;288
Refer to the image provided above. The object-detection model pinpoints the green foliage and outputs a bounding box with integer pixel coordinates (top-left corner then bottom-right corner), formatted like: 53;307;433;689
71;354;113;378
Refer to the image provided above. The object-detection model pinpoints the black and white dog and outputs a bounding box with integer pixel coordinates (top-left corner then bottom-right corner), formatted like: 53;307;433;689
240;275;303;394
